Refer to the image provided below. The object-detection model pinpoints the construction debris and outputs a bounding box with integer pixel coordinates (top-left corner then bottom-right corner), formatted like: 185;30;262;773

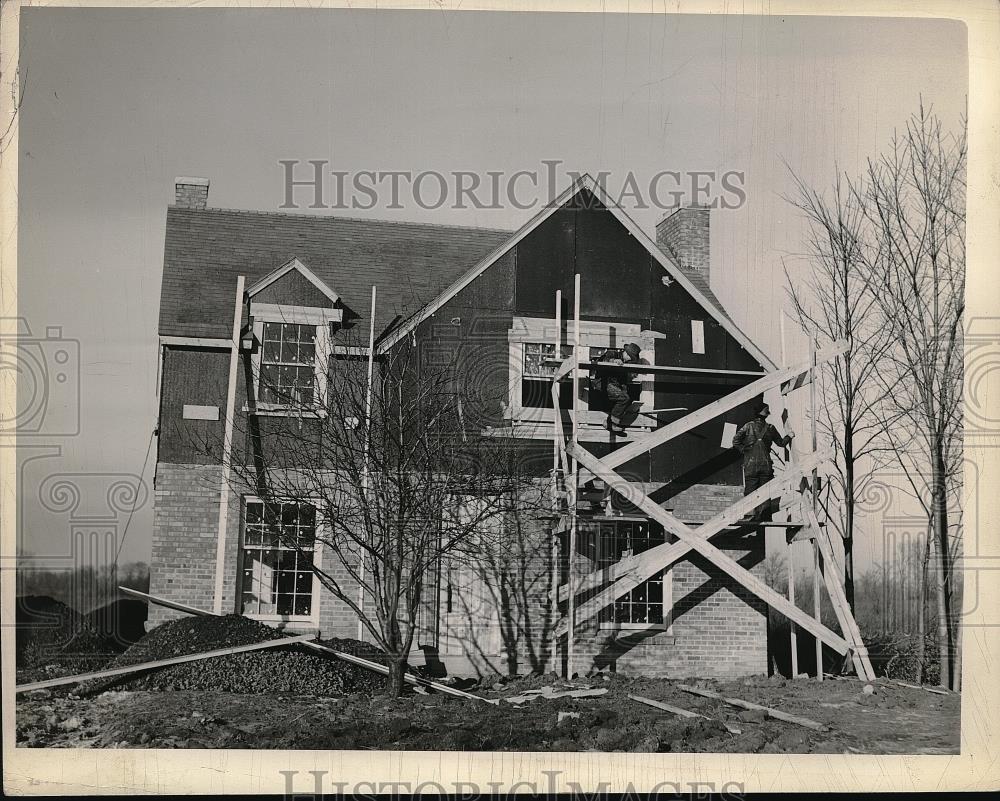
678;683;828;732
503;685;609;705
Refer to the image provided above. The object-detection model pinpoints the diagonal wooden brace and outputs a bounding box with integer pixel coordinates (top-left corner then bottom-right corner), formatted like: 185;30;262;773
588;340;847;475
801;498;876;681
552;447;831;606
562;443;850;654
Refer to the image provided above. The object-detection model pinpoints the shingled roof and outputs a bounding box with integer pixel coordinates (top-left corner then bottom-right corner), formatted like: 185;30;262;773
159;206;513;339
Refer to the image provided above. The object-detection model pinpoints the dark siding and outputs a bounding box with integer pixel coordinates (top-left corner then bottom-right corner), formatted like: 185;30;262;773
158;346;229;465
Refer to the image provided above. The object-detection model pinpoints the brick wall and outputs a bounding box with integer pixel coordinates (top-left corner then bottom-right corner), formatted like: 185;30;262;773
565;482;767;679
149;465;765;678
655;206;710;285
147;463;224;627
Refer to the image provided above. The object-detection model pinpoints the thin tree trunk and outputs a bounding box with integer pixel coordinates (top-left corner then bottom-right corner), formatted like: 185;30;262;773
916;523;931;684
933;444;954;689
932;513;951;690
844;457;856;611
386;655;407;697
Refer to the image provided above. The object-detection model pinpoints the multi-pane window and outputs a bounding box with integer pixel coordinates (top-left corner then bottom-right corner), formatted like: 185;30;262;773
521;342;573;409
596;520;670;626
240;500;316;617
259;322;317;406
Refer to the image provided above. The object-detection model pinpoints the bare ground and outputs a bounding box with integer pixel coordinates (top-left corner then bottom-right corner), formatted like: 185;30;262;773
16;673;959;754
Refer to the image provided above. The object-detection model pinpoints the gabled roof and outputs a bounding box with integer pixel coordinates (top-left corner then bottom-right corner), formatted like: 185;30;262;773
376;175;777;370
246;256;340;303
159;207;512;339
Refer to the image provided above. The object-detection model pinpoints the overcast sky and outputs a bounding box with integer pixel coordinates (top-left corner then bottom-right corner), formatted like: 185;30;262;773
17;9;967;569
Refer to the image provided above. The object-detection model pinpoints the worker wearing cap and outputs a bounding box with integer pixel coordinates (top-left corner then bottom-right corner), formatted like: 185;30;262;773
595;342;643;437
732;401;794;521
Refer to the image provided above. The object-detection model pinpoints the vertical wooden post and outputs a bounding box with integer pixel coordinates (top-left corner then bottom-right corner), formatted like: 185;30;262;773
808;338;823;680
814;540;823;680
568;274;581;678
552;290;562;506
358;285;377;640
551;289;562;671
789;543;799;678
213;275;246;615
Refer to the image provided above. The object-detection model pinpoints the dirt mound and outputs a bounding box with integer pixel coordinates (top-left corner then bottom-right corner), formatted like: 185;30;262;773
16;596;119;674
79;615;389;696
86;599;148;650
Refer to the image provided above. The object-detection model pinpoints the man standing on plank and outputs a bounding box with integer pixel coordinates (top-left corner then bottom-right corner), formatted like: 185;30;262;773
593;342;644;437
732;400;794;522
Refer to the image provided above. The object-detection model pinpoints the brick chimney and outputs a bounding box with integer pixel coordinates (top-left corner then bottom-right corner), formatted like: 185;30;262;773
655;205;710;285
174;176;210;210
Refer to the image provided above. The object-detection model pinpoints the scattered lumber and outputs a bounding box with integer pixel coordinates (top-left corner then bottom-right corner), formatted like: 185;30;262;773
123;586;496;704
627;694;742;735
677;684;828;732
503;686;609;705
15;634;314;693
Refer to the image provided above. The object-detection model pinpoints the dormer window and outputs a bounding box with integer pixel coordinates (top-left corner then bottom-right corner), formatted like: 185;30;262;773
246;257;342;415
259;322;318;406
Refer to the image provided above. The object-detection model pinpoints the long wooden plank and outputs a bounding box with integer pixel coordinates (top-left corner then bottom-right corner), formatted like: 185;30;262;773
544;360;767;378
590;341;847;474
677;684;828;732
628;694;742;735
119;587;215;617
552;449;829;605
803;501;876;681
121;586;493;702
567;444;850;654
16;634;314;693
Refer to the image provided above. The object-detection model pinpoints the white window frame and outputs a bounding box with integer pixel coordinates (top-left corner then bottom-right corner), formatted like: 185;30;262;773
248;304;336;417
238;495;323;627
595;518;674;633
506;316;654;431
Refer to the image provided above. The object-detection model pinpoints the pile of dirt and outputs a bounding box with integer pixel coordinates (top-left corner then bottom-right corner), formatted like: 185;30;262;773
78;615;389;696
16;596;119;677
86;599;148;650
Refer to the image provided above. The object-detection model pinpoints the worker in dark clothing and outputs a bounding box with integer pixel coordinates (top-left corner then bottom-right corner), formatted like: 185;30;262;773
593;342;643;437
732;401;794;521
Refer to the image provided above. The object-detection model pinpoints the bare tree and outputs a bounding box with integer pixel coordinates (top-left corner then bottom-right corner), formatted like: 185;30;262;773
784;169;897;611
762;550;788;594
204;320;529;696
451;488;557;675
858;102;966;689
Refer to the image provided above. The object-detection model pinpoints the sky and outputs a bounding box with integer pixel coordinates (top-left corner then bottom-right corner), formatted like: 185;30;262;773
16;9;967;569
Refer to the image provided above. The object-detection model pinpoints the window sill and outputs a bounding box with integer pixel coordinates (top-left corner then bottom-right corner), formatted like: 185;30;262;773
244;404;328;419
599;623;673;637
245;613;320;630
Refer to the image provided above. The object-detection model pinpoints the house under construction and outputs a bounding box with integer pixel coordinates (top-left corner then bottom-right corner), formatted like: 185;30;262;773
148;173;872;681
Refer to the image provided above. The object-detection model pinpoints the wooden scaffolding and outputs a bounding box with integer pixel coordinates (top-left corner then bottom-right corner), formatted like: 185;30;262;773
548;278;875;682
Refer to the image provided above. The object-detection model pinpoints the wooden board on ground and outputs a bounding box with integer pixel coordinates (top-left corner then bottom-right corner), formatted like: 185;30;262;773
628;693;742;735
677;684;828;731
